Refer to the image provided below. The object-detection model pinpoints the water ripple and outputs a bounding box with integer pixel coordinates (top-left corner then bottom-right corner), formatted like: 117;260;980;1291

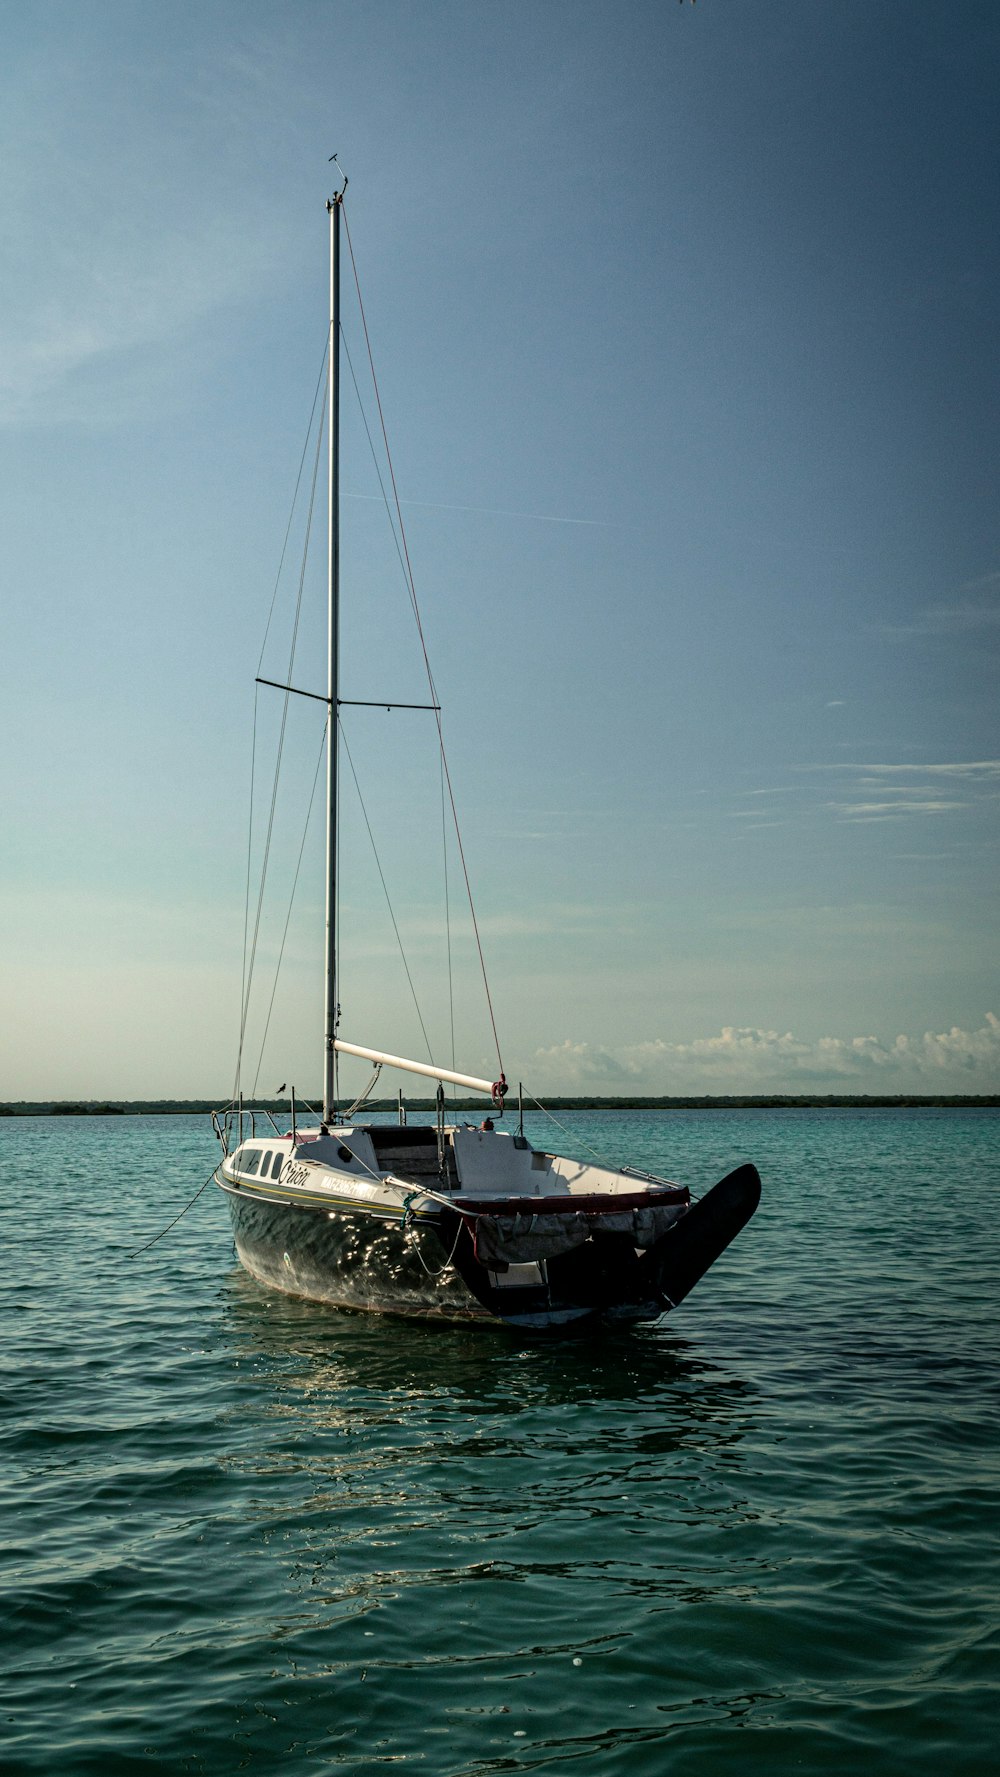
1;1109;997;1774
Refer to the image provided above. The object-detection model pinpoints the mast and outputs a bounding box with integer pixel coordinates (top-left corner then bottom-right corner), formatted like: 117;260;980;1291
323;188;342;1123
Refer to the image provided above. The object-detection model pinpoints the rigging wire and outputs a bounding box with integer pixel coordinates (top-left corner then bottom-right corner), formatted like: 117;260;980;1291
341;332;414;619
237;341;329;1092
522;1091;615;1168
233;376;328;1102
440;744;456;1071
239;684;260;1067
343;320;456;1080
341;199;505;1084
521;1092;681;1189
256;339;330;677
250;718;329;1098
340;721;435;1062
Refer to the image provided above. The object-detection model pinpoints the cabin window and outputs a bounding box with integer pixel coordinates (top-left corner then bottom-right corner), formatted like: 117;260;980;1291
261;1151;273;1177
243;1149;261;1176
270;1151;284;1179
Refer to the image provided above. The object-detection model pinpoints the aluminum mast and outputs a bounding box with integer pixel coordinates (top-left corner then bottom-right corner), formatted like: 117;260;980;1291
323;188;342;1123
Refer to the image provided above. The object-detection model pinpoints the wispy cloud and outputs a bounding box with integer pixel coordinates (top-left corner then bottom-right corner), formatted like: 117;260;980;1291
0;43;291;426
828;799;962;820
343;902;608;947
854;762;1000;779
533;1015;1000;1092
881;571;1000;637
797;761;1000;779
771;760;1000;824
0;232;272;424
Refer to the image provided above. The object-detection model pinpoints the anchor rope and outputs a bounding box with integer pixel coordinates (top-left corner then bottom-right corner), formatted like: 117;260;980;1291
126;1169;218;1259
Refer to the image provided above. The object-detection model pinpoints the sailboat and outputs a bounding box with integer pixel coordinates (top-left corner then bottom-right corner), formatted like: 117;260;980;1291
213;180;760;1331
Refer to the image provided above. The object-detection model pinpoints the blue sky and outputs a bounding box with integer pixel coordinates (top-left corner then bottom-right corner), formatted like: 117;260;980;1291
2;0;998;1099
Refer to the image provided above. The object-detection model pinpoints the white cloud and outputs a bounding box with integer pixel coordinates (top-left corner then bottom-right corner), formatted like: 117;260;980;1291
797;761;1000;780
856;762;1000;779
532;1015;1000;1093
828;799;962;820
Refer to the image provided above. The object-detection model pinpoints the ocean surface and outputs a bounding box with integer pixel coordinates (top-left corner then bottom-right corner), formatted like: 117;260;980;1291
3;1107;998;1775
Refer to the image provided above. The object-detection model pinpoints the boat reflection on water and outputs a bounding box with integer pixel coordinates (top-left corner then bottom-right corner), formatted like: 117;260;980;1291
218;1263;761;1463
211;1267;778;1756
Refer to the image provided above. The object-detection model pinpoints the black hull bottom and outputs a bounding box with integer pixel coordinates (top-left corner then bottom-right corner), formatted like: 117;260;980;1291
220;1162;761;1333
224;1184;489;1323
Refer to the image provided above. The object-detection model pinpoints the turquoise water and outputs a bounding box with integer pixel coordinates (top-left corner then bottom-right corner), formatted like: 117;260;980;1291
3;1108;998;1774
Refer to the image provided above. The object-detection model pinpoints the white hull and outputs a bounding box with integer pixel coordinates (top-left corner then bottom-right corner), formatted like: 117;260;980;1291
215;1122;758;1332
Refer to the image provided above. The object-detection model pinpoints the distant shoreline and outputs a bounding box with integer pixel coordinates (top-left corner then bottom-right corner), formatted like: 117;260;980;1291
2;1095;997;1116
